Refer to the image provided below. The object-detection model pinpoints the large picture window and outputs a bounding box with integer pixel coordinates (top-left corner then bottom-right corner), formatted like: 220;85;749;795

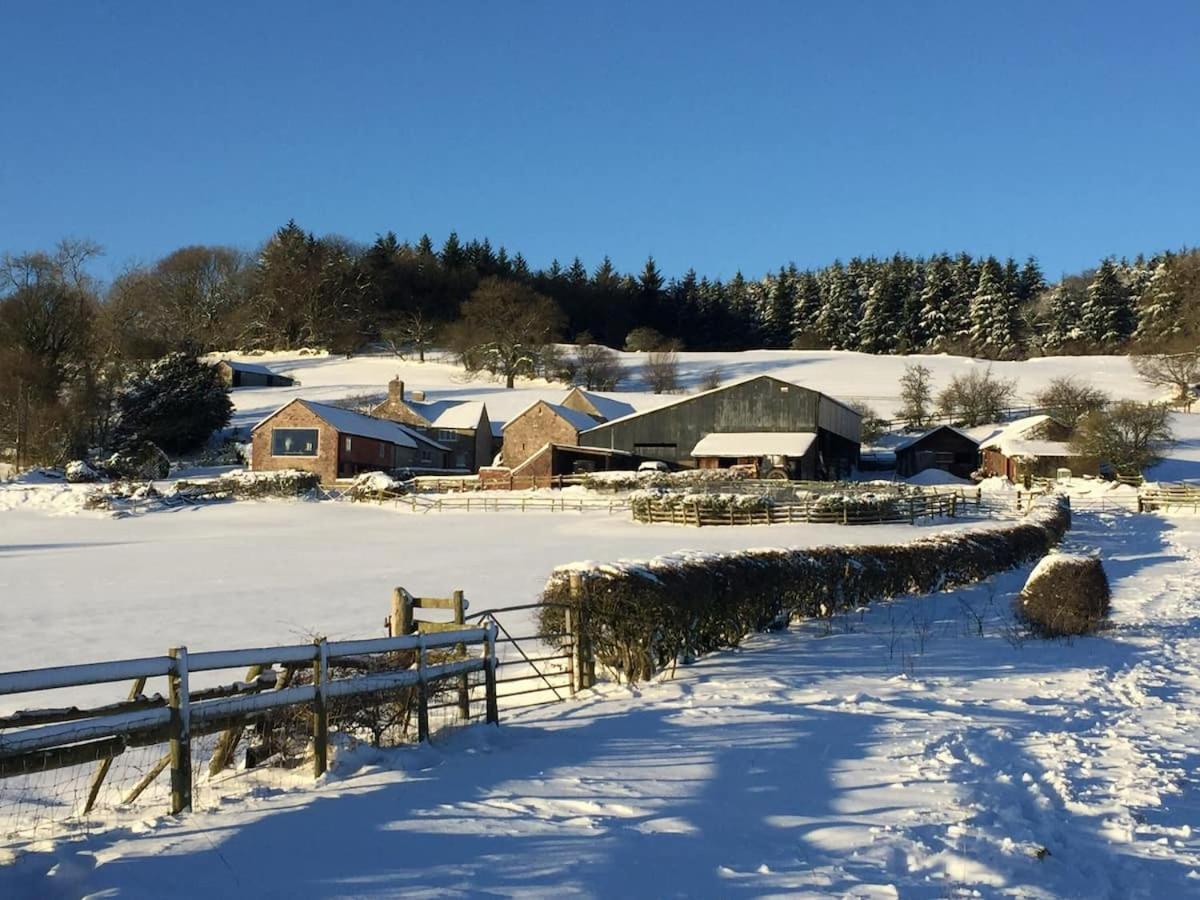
272;428;319;457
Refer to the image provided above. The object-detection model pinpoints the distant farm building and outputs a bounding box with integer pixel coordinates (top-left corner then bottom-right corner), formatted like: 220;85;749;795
579;375;861;480
501;401;607;476
372;378;491;472
978;415;1098;481
559;387;637;423
252;399;449;483
216;360;295;388
894;426;980;479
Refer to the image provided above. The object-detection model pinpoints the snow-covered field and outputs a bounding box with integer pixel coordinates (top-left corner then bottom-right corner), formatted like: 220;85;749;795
4;509;1199;898
4;348;1200;897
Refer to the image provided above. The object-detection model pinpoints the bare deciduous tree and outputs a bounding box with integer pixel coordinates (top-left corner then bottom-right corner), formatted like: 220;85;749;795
450;277;565;388
898;363;933;429
571;332;623;390
1132;352;1200;407
643;348;680;394
1034;376;1109;424
936;367;1016;426
383;309;439;363
1071;401;1174;475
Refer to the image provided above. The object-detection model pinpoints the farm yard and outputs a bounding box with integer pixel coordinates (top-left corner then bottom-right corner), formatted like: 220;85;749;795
4;348;1200;898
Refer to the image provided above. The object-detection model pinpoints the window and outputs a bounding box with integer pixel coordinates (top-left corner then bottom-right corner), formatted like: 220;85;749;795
345;436;353;452
272;428;319;457
420;450;432;465
379;443;385;458
437;429;457;443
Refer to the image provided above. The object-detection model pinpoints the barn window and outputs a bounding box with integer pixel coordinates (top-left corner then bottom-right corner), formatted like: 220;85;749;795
272;428;319;457
379;443;385;458
437;429;457;443
420;450;432;464
345;436;353;452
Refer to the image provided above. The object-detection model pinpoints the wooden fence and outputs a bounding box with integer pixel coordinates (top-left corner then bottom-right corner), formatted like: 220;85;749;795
1139;483;1200;512
631;493;964;527
0;626;498;819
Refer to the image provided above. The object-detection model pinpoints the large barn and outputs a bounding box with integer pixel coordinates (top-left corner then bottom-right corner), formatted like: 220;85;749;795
578;375;861;479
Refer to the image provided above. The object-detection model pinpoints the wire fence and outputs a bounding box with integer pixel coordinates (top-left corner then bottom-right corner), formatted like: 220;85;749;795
0;628;498;848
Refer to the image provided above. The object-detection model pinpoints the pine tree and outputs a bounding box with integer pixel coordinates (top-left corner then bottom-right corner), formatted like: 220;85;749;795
1017;257;1045;303
440;231;465;269
763;266;797;348
791;271;823;347
1132;255;1180;346
1080;259;1134;347
859;268;903;353
1043;280;1083;350
970;257;1020;357
815;261;858;349
918;254;956;350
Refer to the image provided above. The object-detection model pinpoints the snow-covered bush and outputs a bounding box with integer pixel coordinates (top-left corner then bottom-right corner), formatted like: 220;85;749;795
64;460;101;483
213;469;321;499
540;496;1071;683
582;467;752;493
347;471;408;501
102;442;171;480
114;353;233;455
1017;553;1110;637
630;489;771;518
810;492;902;519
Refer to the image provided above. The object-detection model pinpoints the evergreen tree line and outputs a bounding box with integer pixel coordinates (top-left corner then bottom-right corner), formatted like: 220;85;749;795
95;221;1200;360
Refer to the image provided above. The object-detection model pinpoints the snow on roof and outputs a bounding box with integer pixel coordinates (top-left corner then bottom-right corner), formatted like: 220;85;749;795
977;415;1075;457
895;425;978;452
263;400;449;451
973;414;1055;449
502;400;600;433
219;360;281;377
408;399;487;430
581;374;859;433
691;432;818;458
568;389;637;421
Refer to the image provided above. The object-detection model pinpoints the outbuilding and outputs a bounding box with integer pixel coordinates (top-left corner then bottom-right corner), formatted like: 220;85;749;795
894;425;979;479
977;415;1098;482
251;399;449;483
216;360;295;388
578;374;861;479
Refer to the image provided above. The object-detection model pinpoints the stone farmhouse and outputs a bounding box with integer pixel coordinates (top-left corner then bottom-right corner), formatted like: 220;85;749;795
500;376;861;480
251;399;450;483
371;378;492;472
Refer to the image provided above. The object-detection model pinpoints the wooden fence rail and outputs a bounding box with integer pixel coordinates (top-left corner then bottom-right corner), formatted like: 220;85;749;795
631;494;963;527
0;625;498;818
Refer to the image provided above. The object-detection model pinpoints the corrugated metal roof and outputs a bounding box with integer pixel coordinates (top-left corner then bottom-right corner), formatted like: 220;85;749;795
691;431;818;458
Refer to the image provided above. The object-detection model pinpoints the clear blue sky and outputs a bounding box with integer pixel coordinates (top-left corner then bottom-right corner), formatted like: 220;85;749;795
2;1;1198;283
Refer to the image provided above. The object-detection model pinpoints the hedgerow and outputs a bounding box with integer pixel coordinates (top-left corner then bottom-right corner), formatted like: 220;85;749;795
539;496;1070;683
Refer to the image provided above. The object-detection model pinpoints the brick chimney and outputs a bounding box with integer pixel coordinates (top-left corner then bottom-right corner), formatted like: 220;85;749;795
388;376;404;404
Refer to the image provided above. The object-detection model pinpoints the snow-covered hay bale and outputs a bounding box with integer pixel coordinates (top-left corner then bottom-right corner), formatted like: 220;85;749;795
541;495;1072;682
1017;553;1110;637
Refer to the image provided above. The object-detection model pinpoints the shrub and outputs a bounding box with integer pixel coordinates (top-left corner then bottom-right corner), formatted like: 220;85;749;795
540;496;1070;683
347;470;408;501
114;353;233;455
937;367;1016;426
1071;401;1174;475
175;469;322;500
102;441;171;480
65;459;101;483
1016;553;1110;637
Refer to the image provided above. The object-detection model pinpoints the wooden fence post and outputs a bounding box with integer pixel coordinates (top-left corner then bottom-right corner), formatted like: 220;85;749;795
390;588;413;637
454;590;470;722
312;638;329;777
564;606;577;695
208;665;262;776
168;646;192;815
416;640;430;742
484;624;500;725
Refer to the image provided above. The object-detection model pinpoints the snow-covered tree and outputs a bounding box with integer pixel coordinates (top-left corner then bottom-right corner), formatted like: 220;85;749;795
918;255;956;350
1042;280;1084;350
114;353;233;454
815;261;859;349
1080;259;1134;347
969;257;1020;357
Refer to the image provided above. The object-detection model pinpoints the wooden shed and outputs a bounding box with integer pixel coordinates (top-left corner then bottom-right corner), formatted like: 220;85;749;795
894;426;979;478
978;415;1098;482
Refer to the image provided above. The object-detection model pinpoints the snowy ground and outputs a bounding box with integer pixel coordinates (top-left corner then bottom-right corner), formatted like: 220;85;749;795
0;498;1000;704
4;508;1199;898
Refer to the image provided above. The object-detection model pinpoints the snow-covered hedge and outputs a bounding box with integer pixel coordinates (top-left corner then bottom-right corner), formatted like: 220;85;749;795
172;469;322;500
582;467;753;493
629;489;771;516
1017;553;1110;637
540;496;1071;683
